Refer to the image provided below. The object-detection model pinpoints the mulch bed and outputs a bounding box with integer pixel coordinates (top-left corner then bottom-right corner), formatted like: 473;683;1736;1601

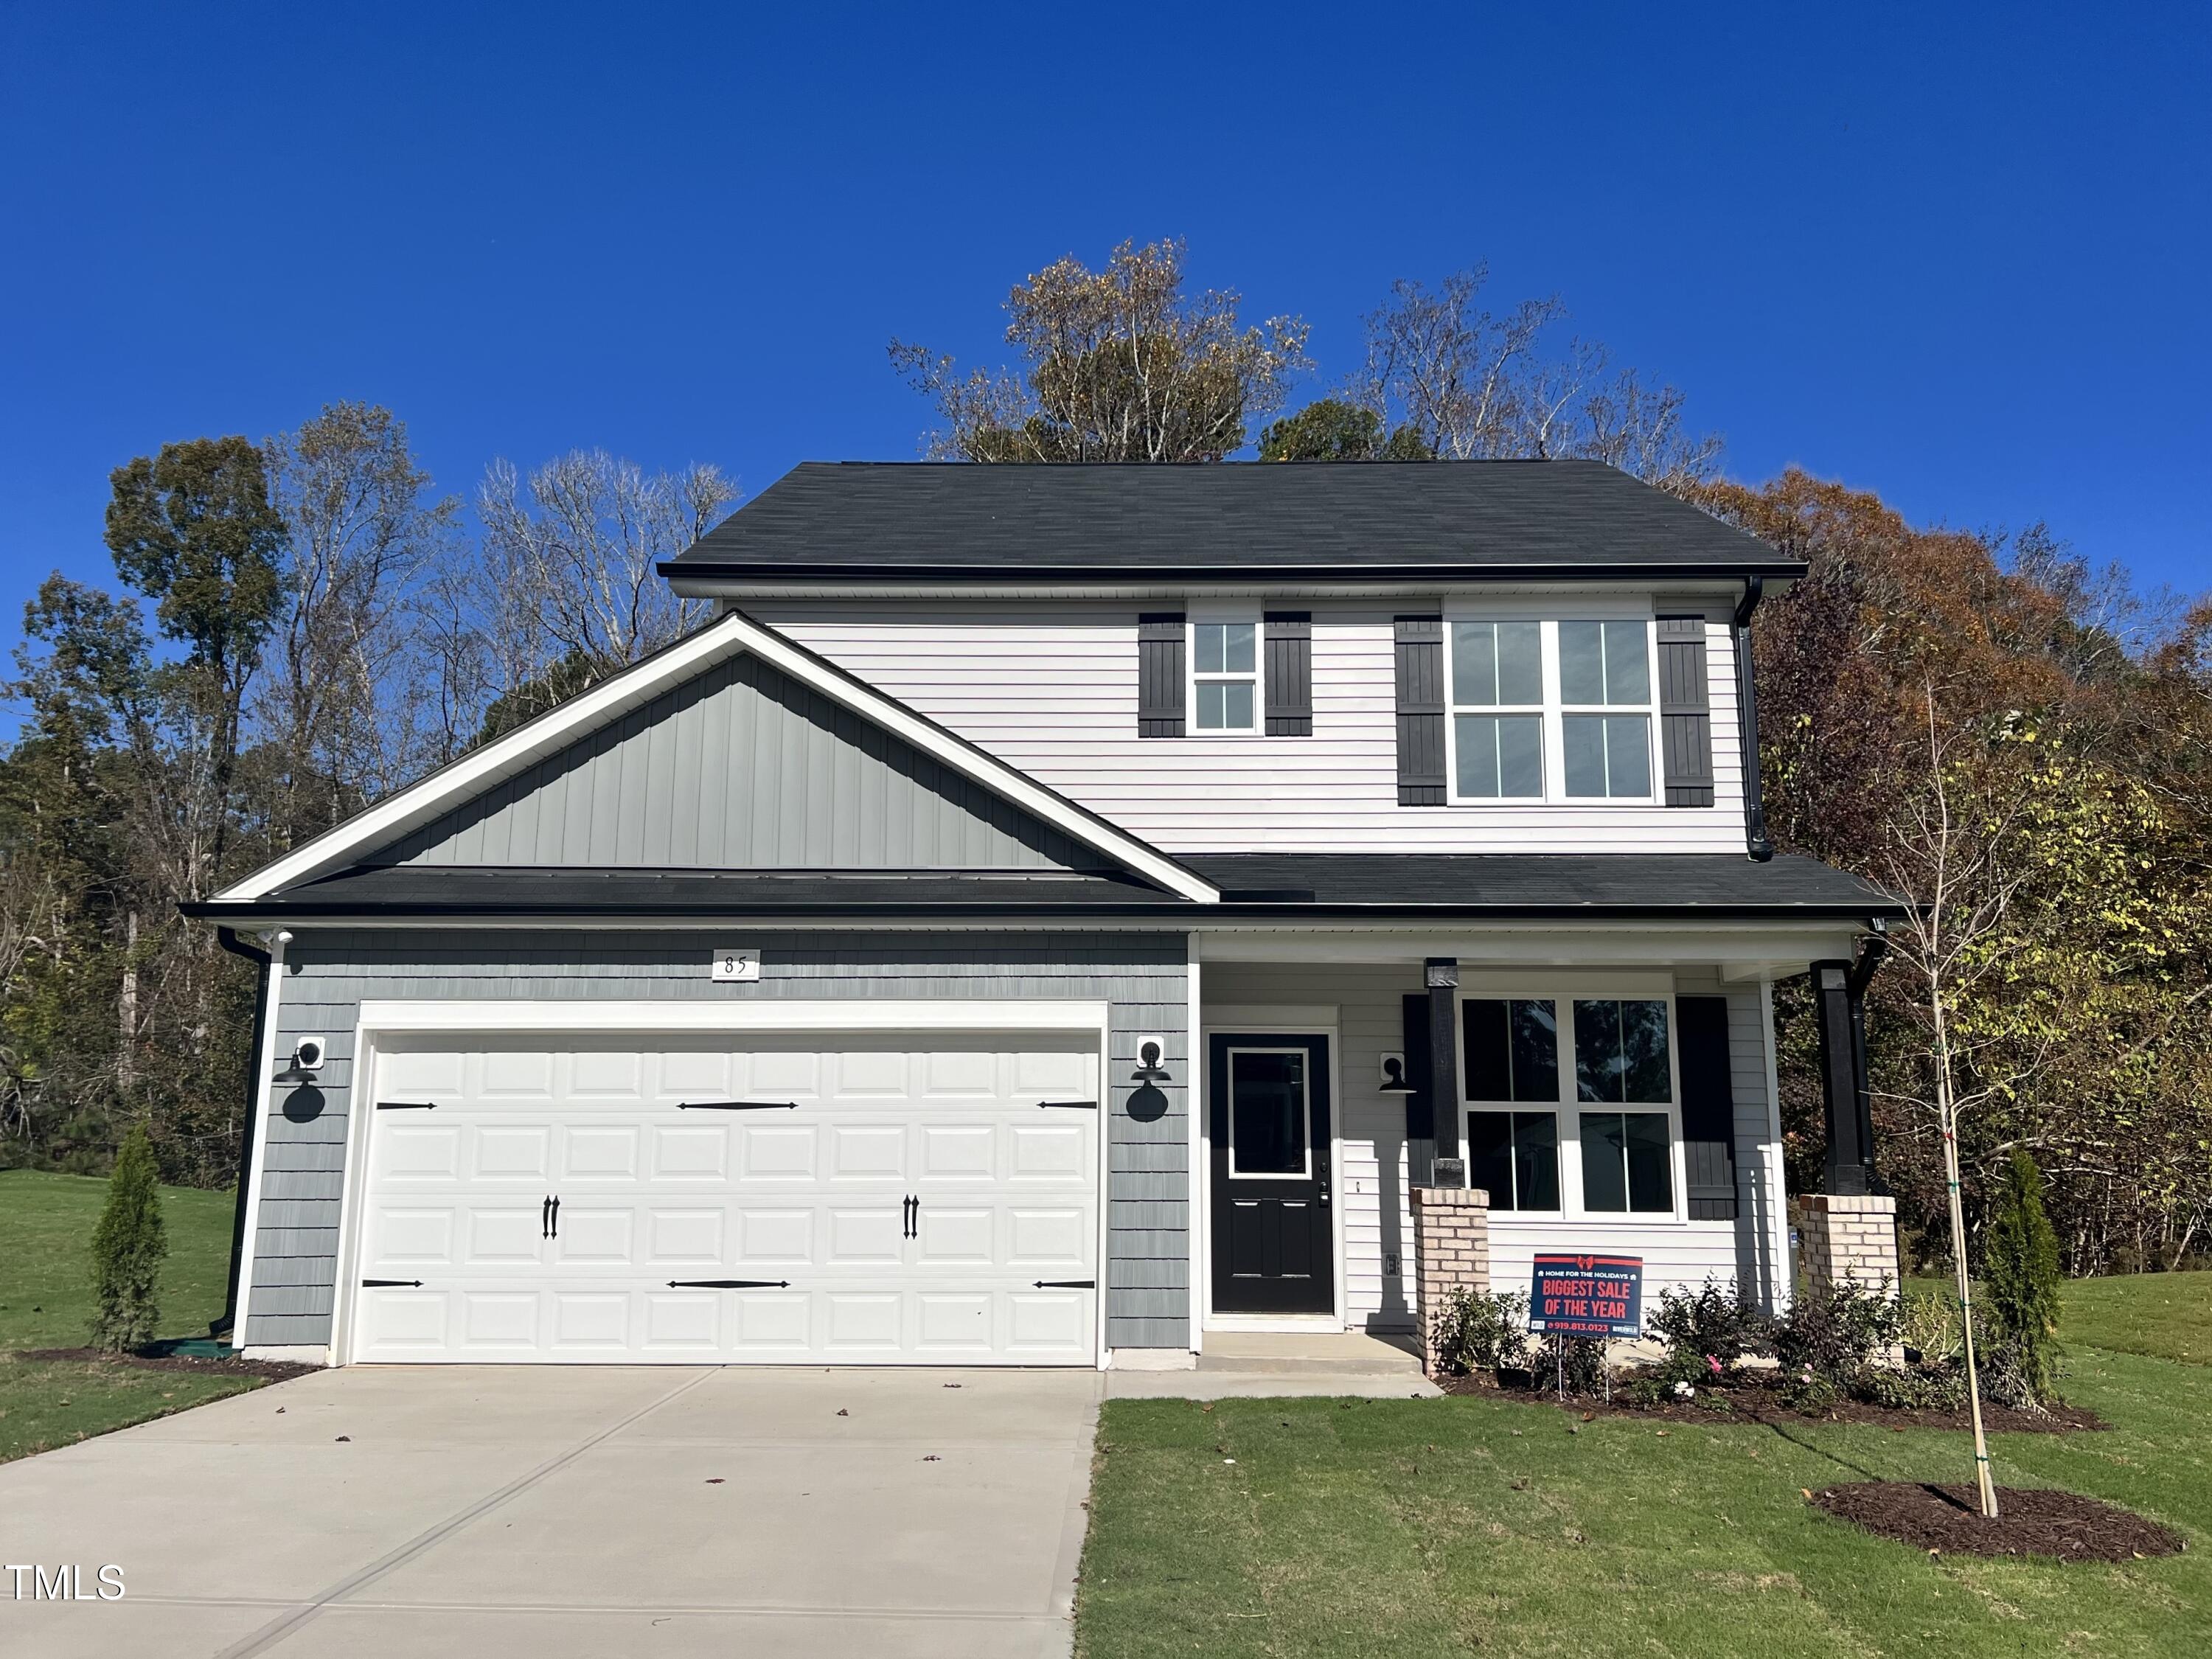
1812;1481;2185;1562
1435;1372;2107;1433
12;1347;317;1382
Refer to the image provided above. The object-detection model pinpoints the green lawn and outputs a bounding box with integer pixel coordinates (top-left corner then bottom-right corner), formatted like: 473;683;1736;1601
2064;1271;2212;1367
0;1168;268;1463
1078;1307;2212;1655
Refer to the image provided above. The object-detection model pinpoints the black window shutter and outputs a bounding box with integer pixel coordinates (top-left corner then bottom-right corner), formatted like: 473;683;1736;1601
1264;612;1312;736
1657;616;1715;807
1137;613;1185;738
1394;616;1445;805
1677;995;1738;1220
1402;992;1436;1186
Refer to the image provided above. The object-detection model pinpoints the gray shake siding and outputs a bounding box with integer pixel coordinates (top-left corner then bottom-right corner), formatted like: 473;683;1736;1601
250;928;1189;1352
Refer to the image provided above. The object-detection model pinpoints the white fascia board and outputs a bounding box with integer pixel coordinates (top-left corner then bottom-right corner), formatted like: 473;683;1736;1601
215;611;1217;905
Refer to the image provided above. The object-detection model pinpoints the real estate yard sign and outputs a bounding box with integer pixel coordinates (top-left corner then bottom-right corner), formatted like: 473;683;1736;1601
1528;1254;1644;1338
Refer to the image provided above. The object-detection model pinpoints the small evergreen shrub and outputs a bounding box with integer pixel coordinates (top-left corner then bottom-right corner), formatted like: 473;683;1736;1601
88;1124;167;1352
1430;1287;1531;1377
1983;1148;2065;1404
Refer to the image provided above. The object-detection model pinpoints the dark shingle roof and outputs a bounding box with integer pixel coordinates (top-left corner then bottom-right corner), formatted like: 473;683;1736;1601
662;461;1795;583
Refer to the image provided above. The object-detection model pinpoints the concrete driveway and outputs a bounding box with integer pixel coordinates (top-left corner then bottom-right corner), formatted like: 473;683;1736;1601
1;1365;1103;1658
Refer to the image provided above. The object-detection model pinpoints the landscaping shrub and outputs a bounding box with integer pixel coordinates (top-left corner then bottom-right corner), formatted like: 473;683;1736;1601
1771;1276;1899;1398
1983;1148;2066;1404
1430;1287;1531;1377
1531;1333;1609;1395
1644;1278;1771;1385
88;1125;167;1352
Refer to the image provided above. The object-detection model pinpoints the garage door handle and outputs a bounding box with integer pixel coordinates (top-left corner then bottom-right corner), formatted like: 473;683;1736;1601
540;1195;552;1239
903;1194;917;1239
678;1100;798;1111
361;1279;423;1288
1038;1099;1098;1110
667;1279;791;1289
376;1101;438;1111
1033;1279;1096;1290
549;1196;560;1239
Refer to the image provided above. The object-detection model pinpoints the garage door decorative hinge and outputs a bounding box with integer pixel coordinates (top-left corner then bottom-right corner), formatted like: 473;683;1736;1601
678;1100;799;1111
666;1279;792;1289
1032;1279;1096;1290
1038;1099;1099;1110
376;1102;438;1111
361;1279;424;1288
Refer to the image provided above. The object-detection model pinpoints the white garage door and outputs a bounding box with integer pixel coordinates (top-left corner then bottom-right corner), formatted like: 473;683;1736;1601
348;1032;1100;1365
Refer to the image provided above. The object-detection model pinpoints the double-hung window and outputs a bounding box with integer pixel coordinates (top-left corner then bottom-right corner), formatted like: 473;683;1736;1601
1445;617;1658;802
1559;622;1655;799
1572;998;1674;1213
1450;622;1545;798
1191;620;1258;733
1461;990;1681;1217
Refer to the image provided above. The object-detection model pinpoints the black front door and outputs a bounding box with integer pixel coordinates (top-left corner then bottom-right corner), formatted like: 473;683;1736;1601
1208;1034;1332;1315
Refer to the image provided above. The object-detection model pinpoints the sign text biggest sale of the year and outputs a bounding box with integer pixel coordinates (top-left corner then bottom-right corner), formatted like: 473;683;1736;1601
1527;1253;1644;1339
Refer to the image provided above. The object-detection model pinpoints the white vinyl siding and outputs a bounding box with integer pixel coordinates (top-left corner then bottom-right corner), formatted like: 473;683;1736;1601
744;600;1747;855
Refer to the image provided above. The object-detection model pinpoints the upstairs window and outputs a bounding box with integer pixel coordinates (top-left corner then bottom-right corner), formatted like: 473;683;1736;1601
1559;621;1655;799
1191;620;1258;733
1450;622;1544;799
1443;616;1658;803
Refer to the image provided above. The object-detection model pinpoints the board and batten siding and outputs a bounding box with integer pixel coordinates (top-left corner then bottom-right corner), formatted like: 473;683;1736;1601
1199;961;1789;1332
379;649;1102;871
744;600;1749;855
250;930;1190;1353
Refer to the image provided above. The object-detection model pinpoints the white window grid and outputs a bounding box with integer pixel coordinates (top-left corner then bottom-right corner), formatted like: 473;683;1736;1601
1442;610;1663;805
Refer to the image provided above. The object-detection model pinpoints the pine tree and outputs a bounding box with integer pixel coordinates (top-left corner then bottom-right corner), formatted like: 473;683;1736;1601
1983;1147;2065;1402
88;1125;167;1352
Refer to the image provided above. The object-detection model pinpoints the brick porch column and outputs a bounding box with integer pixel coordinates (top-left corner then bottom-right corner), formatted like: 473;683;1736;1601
1797;1192;1901;1298
1411;1185;1491;1378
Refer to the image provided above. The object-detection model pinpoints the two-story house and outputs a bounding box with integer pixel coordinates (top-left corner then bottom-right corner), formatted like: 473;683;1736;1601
192;461;1900;1370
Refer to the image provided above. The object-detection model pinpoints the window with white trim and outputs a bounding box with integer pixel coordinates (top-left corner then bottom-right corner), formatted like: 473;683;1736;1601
1191;620;1259;733
1559;621;1655;799
1459;990;1682;1217
1444;617;1659;803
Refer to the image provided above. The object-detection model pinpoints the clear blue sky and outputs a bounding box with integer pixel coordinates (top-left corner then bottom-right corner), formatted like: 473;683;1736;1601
3;1;2205;644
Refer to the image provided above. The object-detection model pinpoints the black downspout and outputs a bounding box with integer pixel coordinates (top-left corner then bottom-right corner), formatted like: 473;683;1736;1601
1733;577;1775;863
213;926;271;1342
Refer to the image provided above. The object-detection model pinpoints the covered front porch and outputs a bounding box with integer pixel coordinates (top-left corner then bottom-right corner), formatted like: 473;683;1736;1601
1185;917;1893;1359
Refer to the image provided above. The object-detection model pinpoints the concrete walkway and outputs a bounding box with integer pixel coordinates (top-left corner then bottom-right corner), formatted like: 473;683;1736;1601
0;1366;1102;1658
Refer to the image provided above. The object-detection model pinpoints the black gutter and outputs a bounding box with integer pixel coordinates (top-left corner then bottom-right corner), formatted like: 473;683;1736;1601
212;926;271;1343
1733;577;1776;863
661;559;1809;587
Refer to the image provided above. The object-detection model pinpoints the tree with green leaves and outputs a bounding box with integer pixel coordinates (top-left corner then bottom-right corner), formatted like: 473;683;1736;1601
891;239;1309;463
88;1122;167;1351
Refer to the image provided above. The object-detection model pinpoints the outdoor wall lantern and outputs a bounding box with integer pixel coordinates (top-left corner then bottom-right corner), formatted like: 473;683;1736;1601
1379;1051;1416;1093
1130;1038;1172;1084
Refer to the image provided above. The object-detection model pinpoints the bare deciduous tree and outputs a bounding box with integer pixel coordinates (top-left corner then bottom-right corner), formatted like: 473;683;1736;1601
892;239;1310;463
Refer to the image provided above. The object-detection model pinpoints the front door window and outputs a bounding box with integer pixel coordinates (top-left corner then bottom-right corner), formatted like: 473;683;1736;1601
1229;1049;1310;1177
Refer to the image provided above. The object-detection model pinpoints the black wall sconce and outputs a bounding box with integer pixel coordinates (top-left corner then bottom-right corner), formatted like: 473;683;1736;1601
1130;1037;1172;1083
1379;1051;1416;1093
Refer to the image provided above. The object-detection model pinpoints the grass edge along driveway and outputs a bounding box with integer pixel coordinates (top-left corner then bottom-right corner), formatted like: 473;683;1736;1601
1076;1285;2210;1658
0;1169;269;1464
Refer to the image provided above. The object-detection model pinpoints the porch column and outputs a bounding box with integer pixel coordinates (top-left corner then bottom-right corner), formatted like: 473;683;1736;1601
1812;960;1874;1196
1425;958;1461;1180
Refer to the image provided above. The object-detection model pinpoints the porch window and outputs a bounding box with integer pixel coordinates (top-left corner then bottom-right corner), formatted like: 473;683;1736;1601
1461;998;1561;1211
1191;620;1259;732
1572;999;1672;1104
1467;1110;1561;1211
1579;1111;1674;1212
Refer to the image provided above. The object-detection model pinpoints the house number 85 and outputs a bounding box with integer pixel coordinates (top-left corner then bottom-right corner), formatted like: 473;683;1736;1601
711;947;761;982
